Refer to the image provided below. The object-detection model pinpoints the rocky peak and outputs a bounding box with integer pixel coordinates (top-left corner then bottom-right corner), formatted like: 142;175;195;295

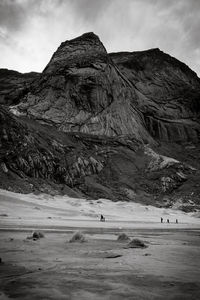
43;32;108;73
4;32;200;143
65;32;105;45
12;33;152;142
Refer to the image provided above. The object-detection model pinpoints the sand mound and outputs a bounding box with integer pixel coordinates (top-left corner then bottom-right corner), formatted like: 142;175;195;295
27;231;45;240
69;231;86;243
127;238;147;248
117;233;130;241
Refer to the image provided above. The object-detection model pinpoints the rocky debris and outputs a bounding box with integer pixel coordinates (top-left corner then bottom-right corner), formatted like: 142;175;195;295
69;231;86;243
144;146;180;172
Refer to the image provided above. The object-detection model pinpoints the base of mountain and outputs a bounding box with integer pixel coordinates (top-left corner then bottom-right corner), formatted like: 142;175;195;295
0;106;200;212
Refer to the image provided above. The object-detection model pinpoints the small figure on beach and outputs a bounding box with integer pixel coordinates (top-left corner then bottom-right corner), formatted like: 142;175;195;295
161;217;163;223
176;219;178;224
167;219;169;223
100;214;105;222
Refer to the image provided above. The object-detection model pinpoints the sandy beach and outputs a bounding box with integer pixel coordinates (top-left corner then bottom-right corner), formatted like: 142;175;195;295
0;189;200;299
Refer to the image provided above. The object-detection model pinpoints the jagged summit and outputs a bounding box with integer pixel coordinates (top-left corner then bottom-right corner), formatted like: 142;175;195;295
62;32;103;44
43;32;108;73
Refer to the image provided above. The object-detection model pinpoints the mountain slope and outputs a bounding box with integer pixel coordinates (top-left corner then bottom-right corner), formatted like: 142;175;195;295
0;32;200;211
9;33;200;143
1;106;199;210
110;49;200;142
10;33;152;143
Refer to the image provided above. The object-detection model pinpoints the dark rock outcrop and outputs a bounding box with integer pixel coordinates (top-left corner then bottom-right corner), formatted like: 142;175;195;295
0;69;39;106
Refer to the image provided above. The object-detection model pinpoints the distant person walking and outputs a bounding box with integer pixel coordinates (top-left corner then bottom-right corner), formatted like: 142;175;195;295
161;217;163;223
167;219;169;223
176;219;178;224
100;214;105;222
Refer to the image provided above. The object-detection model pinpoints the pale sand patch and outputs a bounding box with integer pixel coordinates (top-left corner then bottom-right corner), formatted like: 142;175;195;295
0;188;199;230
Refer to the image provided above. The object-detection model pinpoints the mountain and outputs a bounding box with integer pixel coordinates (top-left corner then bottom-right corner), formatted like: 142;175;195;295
10;33;152;143
0;32;200;211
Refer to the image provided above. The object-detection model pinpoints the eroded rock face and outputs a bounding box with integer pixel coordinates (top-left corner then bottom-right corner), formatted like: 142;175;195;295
43;32;108;73
11;34;200;143
0;106;106;190
13;33;152;143
0;106;200;209
110;49;200;142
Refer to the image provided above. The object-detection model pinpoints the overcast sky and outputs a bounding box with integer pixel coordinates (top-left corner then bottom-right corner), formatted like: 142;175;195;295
0;0;200;76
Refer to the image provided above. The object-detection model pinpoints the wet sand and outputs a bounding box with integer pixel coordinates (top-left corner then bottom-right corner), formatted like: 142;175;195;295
0;228;200;300
0;190;200;299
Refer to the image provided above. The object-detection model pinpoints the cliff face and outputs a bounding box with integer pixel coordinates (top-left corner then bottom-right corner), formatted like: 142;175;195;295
0;32;200;211
9;34;200;143
11;33;152;143
110;49;200;142
1;106;199;210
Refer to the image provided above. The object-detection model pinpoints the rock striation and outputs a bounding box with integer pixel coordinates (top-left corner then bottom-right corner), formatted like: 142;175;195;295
0;32;200;210
11;33;153;143
5;33;200;143
110;49;200;142
1;106;199;210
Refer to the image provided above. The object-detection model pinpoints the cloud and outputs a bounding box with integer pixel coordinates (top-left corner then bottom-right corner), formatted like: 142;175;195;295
0;0;26;32
0;0;199;76
71;0;111;22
